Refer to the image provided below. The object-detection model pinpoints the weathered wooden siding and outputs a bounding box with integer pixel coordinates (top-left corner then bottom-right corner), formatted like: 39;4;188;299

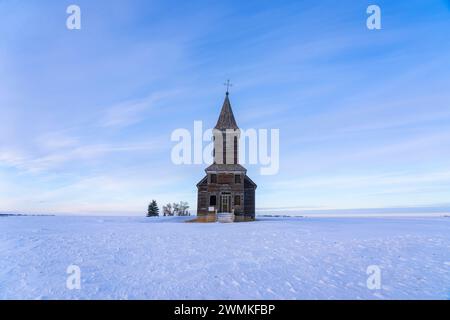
197;173;255;220
244;176;256;220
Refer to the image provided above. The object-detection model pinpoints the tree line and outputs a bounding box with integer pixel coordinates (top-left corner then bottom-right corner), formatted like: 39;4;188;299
147;200;190;217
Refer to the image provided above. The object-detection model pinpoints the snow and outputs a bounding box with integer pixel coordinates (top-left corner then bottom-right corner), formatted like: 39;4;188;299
0;215;449;300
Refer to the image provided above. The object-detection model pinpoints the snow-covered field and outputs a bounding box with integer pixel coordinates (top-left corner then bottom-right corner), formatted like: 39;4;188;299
0;215;449;300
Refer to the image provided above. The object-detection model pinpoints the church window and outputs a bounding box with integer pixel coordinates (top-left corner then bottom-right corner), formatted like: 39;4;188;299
234;195;241;206
223;133;227;164
210;195;217;206
234;136;238;164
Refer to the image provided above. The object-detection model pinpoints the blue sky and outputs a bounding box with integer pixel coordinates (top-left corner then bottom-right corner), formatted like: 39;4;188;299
1;0;450;215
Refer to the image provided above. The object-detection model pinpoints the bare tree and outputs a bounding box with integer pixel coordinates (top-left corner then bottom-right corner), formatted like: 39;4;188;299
179;201;190;216
172;202;180;216
163;202;190;216
163;203;173;216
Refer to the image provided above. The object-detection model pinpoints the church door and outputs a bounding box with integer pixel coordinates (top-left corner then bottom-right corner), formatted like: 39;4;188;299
220;194;231;213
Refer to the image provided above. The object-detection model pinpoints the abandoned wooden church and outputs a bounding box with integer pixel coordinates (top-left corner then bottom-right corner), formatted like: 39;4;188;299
196;90;257;222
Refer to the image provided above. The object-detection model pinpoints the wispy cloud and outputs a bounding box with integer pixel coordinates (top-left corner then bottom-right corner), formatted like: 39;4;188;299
273;170;450;190
36;132;79;150
0;139;166;173
100;90;183;128
0;167;190;215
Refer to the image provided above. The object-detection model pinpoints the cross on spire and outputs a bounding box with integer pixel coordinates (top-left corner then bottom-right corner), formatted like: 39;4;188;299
224;80;233;95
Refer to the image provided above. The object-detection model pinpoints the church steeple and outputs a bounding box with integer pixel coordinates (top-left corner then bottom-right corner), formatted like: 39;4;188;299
213;89;241;165
215;93;239;130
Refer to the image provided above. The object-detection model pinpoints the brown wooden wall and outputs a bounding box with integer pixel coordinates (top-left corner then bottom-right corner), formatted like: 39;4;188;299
197;173;256;219
244;187;256;217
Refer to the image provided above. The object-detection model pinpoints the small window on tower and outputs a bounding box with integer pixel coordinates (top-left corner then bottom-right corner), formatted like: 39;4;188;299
235;174;241;184
234;136;238;164
210;195;217;206
234;195;241;206
210;174;217;184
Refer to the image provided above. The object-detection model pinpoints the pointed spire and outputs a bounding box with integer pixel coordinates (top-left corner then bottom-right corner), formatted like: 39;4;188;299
215;93;239;130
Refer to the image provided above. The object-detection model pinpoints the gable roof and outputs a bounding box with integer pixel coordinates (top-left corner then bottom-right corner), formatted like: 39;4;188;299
244;175;257;189
214;94;239;130
196;175;207;187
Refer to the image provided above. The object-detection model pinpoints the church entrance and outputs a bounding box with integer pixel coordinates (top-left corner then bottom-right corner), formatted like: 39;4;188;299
220;193;231;213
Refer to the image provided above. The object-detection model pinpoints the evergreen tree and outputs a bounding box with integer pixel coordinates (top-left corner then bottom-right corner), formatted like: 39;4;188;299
147;200;159;217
